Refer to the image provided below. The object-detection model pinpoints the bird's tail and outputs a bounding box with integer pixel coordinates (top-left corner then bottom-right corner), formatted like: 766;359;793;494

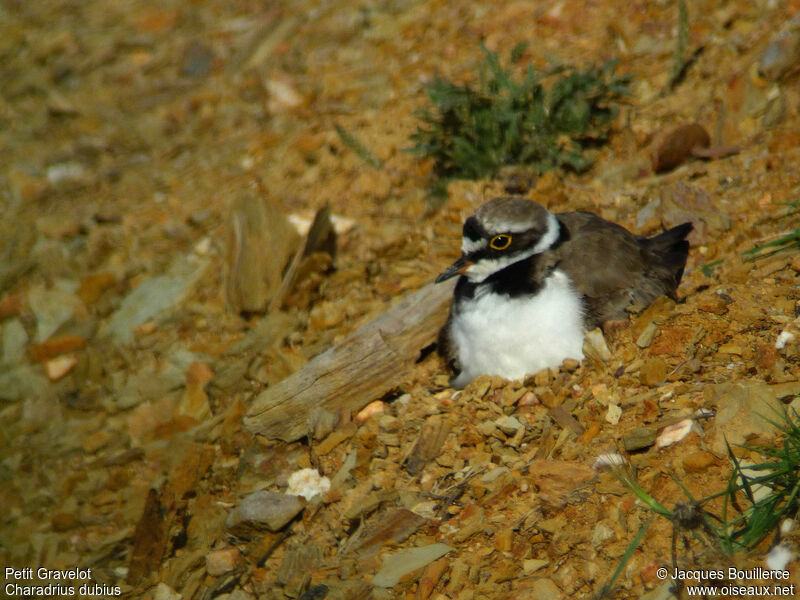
642;222;693;293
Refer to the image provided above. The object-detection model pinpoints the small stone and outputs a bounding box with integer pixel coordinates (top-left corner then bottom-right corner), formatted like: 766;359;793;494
28;284;78;342
307;407;339;441
315;422;357;455
522;558;548;574
476;420;498;437
636;322;658;349
45;354;78;380
583;328;611;362
51;512;78;532
639;358;667;386
605;404;622;425
379;415;400;432
532;368;553;387
561;358;580;372
28;335;86;361
758;14;800;81
697;295;729;315
494;415;523;436
683;451;716;473
622;427;657;452
372;543;453;588
105;254;209;344
355;400;385;424
83;430;114;453
591;522;615;548
153;582;183;600
1;318;28;365
206;547;240;576
526;578;563;600
0;294;25;319
225;490;305;535
77;272;116;305
651;123;710;173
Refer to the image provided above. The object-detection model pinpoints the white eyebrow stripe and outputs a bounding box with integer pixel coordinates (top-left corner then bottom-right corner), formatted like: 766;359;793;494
462;237;486;254
532;212;559;253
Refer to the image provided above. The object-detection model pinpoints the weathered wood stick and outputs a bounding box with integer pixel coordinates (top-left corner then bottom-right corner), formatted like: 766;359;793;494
244;279;455;442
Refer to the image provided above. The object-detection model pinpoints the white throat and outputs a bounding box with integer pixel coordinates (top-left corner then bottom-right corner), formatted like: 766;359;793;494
449;269;585;388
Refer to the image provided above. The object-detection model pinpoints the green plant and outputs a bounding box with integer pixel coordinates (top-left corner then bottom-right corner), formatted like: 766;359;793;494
717;408;800;553
743;201;800;260
408;43;630;199
335;125;385;169
596;408;800;596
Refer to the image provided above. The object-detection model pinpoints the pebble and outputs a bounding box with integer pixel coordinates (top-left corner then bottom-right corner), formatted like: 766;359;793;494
225;490;305;534
372;543;453;588
590;522;615;548
153;582;183;600
494;415;523;436
583;328;612;362
651;123;710;173
636;322;658;348
683;450;716;473
1;318;28;365
524;578;563;600
605;404;622;425
104;254;209;344
45;354;78;380
315;422;357;456
522;558;548;574
77;272;116;305
355;400;385;424
205;547;240;576
28;283;78;342
758;15;800;80
622;427;657;452
639;358;667;386
28;334;86;361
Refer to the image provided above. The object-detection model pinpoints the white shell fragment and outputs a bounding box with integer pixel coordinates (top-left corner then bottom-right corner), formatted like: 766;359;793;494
605;404;622;425
286;468;331;500
776;315;799;349
593;453;628;472
655;419;695;450
766;543;795;571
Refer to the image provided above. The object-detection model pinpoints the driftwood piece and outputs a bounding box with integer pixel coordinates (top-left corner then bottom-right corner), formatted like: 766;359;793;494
244;280;455;442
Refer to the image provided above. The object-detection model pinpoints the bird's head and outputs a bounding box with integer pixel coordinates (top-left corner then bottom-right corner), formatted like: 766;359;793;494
436;197;560;284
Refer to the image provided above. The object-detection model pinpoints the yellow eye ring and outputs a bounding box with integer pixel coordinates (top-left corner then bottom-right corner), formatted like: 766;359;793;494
490;234;512;250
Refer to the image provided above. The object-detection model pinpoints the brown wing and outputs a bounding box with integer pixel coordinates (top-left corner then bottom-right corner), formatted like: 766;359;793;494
553;212;684;327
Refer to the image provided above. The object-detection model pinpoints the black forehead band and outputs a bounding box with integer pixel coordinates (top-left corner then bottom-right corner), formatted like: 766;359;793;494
462;216;486;241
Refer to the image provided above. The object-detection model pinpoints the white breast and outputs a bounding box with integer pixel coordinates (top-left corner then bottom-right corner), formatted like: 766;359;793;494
449;269;585;388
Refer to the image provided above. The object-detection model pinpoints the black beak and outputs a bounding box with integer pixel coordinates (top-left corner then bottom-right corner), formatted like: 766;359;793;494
435;256;473;283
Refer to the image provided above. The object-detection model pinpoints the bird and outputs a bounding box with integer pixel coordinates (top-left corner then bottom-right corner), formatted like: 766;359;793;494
436;196;692;388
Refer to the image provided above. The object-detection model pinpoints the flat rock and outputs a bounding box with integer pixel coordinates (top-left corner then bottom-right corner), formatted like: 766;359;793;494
708;382;783;455
28;282;79;342
206;547;240;576
1;318;28;365
225;490;304;535
104;254;209;344
372;543;453;588
639;358;667;386
0;364;49;401
623;427;657;452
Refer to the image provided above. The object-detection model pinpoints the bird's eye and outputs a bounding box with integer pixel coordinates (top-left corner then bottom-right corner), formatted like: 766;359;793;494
490;234;512;250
